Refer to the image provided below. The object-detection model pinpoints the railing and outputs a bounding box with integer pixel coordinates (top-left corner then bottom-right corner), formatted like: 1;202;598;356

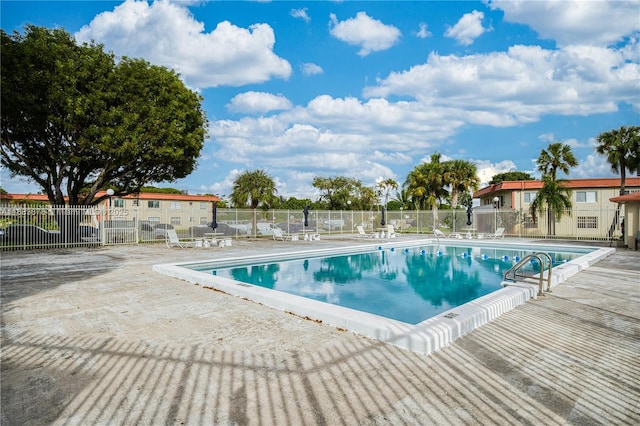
504;252;553;296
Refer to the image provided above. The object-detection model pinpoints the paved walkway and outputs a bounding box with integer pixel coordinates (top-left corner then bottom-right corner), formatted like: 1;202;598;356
1;237;639;425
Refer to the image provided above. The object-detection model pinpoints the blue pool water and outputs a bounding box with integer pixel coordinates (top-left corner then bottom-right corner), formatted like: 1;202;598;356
193;244;591;324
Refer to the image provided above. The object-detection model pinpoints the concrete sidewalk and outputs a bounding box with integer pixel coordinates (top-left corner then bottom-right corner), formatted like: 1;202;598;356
1;238;639;425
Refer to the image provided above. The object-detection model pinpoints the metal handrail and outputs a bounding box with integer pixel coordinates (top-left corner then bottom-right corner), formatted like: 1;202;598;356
504;252;553;296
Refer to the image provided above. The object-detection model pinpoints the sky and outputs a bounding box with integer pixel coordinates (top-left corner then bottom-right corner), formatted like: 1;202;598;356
1;0;639;202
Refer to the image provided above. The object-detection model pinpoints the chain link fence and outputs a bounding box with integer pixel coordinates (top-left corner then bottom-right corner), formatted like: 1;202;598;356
0;203;623;250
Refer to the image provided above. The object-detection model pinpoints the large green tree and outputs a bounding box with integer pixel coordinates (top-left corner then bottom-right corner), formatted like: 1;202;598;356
1;26;207;206
312;176;373;210
489;171;535;184
596;125;640;196
531;142;578;236
231;169;277;209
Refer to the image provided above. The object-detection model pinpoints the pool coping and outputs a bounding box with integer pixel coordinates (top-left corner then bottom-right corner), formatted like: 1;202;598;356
152;239;615;355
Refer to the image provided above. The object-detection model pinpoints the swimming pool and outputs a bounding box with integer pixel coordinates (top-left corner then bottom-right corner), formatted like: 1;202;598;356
153;239;614;355
196;245;586;325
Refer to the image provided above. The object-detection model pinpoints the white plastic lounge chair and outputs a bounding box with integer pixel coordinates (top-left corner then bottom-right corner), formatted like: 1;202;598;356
434;228;463;240
273;228;292;241
356;225;376;238
387;225;397;238
492;227;505;239
166;229;196;248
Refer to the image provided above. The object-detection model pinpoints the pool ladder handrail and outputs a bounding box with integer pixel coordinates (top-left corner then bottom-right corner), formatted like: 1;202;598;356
504;252;553;296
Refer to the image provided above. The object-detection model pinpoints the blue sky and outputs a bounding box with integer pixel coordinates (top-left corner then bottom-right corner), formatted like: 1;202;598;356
2;0;639;202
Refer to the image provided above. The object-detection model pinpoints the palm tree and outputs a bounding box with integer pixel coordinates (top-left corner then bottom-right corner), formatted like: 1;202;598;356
530;176;573;236
376;178;398;208
443;159;479;233
596;125;640;196
405;153;448;230
444;159;480;209
536;142;578;181
392;187;414;210
532;142;578;236
231;169;277;209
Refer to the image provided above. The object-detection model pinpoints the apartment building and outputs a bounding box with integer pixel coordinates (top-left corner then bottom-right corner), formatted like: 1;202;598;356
473;177;640;239
1;191;220;229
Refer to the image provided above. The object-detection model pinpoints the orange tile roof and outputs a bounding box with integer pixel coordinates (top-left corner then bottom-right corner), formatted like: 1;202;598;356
1;192;219;203
474;177;640;197
610;192;640;203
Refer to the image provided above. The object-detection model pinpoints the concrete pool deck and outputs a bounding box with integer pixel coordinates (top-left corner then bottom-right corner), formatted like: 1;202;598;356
1;236;639;425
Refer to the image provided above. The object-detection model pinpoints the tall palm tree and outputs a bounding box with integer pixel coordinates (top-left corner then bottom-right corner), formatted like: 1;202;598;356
536;142;578;181
596;125;640;196
444;159;480;209
405;153;448;229
376;178;398;208
532;142;578;236
231;169;277;209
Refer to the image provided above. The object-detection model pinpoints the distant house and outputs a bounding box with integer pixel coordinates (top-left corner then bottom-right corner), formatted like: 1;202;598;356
1;191;220;228
473;177;640;239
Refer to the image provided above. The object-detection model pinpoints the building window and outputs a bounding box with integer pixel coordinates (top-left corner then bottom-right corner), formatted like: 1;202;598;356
200;202;208;210
170;217;181;225
576;191;597;203
523;192;536;203
132;199;139;207
577;216;598;229
147;217;160;224
113;198;124;208
170;201;181;209
148;200;159;208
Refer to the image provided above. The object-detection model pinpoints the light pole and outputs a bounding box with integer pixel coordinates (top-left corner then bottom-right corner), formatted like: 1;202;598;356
106;189;114;220
493;196;499;232
347;200;353;231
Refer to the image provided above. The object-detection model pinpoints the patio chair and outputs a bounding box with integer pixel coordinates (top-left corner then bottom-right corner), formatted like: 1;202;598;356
273;228;292;241
492;227;505;239
387;225;398;238
356;225;377;238
166;230;196;248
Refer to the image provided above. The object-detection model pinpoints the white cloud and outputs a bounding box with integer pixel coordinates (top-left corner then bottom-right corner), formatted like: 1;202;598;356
489;0;640;47
75;0;291;89
207;93;464;188
226;92;293;114
329;12;401;56
445;10;489;46
572;154;617;178
290;8;310;23
538;133;589;150
415;22;432;39
472;159;519;186
301;62;324;76
363;44;640;124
